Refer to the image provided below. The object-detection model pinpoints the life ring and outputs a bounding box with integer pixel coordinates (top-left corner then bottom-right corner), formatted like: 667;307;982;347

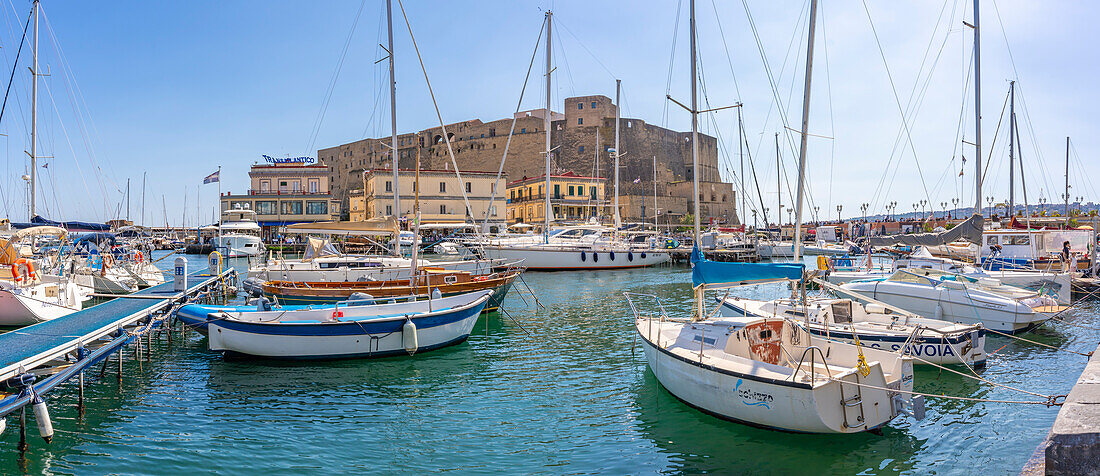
135;250;144;262
9;264;21;283
24;261;37;281
628;251;634;262
580;251;586;262
609;251;616;261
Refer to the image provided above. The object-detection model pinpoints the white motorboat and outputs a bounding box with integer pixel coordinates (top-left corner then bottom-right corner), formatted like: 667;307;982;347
208;209;265;258
758;240;850;258
839;268;1062;334
825;247;1073;305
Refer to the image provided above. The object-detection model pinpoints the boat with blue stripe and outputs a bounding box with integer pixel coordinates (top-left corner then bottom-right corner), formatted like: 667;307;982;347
184;289;493;359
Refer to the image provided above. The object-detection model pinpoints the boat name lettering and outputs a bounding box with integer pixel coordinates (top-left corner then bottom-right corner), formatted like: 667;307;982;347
868;342;956;357
734;379;773;409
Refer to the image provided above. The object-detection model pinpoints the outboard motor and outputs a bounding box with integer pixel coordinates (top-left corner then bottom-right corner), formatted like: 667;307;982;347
240;277;265;298
247;297;274;312
345;292;376;306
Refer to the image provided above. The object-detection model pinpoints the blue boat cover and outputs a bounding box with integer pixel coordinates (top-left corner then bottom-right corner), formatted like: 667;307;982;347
690;247;804;287
10;215;110;231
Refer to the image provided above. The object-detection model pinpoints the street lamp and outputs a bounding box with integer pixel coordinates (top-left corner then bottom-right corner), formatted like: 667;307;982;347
987;196;995;218
814;206;820;225
836;204;843;223
951;198;959;219
787;207;793;228
919;199;927;220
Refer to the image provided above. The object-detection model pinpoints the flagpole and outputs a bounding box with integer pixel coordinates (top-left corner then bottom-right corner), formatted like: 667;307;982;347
217;166;222;246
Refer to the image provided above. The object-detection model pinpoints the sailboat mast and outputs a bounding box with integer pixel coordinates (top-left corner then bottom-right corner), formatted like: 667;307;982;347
1065;136;1070;219
689;0;700;245
654;155;658;231
792;0;818;262
973;0;982;215
1007;80;1015;214
738;107;745;228
775;132;780;227
29;0;37;221
386;0;400;256
126;178;131;222
544;10;552;243
142;171;147;227
614;79;621;236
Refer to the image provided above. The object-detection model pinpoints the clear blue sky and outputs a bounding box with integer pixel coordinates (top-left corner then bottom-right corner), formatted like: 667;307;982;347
0;0;1095;226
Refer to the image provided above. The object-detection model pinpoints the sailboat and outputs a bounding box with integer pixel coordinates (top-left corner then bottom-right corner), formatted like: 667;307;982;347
0;227;90;326
629;0;922;433
480;13;671;271
0;1;92;325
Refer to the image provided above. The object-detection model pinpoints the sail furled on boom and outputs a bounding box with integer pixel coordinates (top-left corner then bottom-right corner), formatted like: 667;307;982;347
868;213;984;247
690;247;804;288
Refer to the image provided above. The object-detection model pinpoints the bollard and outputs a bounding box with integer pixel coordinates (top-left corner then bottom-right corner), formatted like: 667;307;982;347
174;257;187;292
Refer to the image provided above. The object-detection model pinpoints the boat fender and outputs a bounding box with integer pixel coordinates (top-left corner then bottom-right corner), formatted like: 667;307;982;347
432;288;443;299
593;252;599;263
580;251;586;262
609;251;615;261
934;303;943;321
403;317;418;355
0;414;5;436
641;252;646;259
627;252;633;262
32;392;53;443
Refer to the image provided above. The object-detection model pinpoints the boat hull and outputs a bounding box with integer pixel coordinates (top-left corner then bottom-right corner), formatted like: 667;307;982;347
637;329;900;434
206;296;487;359
840;280;1044;334
481;246;669;270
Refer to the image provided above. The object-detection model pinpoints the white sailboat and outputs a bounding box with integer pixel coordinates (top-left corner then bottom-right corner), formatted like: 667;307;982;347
479;14;670;271
0;227;90;326
630;0;922;434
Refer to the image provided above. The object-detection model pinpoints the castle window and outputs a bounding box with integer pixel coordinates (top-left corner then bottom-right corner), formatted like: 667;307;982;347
578;146;585;153
578;118;583;125
578;102;584;110
440;182;447;193
591;101;597;108
440;204;447;214
521;128;526;133
466;182;472;193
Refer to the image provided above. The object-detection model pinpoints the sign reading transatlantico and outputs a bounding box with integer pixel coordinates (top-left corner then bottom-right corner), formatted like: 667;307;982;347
263;155;316;165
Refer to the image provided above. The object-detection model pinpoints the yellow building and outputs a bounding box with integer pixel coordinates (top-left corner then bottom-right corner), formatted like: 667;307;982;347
349;168;507;231
506;172;606;225
220;156;341;238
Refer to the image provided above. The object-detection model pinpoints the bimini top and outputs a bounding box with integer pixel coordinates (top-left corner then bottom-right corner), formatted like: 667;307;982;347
690;247;803;288
284;217;399;237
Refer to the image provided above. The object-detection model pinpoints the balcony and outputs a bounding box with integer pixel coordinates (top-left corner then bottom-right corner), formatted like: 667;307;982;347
223;190;332;197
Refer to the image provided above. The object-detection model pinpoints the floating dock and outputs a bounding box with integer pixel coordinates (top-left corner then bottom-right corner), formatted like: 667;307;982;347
0;267;235;441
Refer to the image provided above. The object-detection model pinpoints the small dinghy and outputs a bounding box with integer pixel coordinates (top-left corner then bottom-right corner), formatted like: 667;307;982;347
177;289;493;359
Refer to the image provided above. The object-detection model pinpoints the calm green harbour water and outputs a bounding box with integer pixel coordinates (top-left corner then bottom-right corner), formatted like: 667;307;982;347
1;251;1096;475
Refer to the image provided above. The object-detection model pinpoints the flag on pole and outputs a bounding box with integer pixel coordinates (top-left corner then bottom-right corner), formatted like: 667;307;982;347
203;170;220;184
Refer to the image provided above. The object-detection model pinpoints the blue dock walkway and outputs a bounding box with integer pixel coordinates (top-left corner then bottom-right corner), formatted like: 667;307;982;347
0;268;234;418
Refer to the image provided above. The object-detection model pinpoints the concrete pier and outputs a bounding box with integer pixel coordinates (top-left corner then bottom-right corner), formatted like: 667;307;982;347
1023;343;1100;475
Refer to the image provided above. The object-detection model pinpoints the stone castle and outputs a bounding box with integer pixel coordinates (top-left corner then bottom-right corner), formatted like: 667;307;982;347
318;94;738;225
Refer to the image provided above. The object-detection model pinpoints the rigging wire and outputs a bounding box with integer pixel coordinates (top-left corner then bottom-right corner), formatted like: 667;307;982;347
661;0;683;129
304;0;366;156
860;0;933;211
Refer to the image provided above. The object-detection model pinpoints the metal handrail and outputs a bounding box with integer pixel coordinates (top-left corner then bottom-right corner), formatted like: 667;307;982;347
790;345;833;383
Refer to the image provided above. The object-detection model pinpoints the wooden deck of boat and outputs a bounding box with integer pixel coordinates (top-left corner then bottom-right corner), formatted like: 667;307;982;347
0;269;232;382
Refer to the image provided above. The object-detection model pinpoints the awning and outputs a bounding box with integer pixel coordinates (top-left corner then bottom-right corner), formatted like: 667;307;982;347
868;213;984;247
691;247;803;288
284;217;399;236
